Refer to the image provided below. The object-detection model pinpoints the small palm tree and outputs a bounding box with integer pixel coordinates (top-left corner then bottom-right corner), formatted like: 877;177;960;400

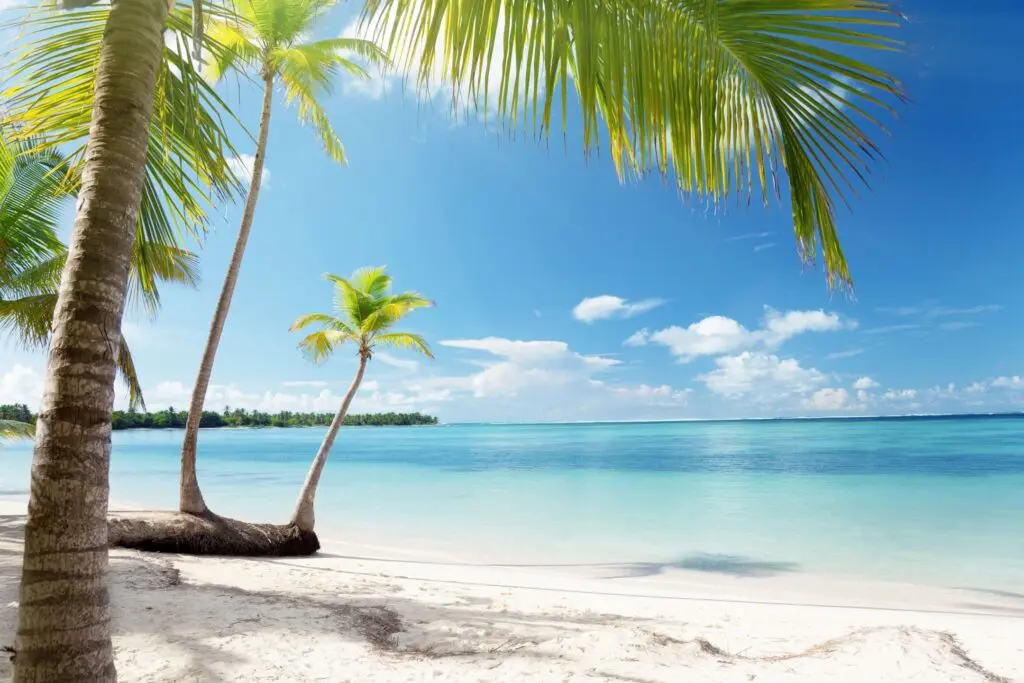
179;0;388;516
289;266;433;532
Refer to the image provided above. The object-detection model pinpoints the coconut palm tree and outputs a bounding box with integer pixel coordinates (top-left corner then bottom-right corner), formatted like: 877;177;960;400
178;0;388;517
2;5;240;678
289;267;433;532
358;0;904;289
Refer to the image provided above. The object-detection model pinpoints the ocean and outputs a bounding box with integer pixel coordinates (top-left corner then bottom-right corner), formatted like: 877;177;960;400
2;415;1023;594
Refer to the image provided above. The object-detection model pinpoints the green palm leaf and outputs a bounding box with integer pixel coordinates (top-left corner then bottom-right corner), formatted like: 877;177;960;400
358;0;904;288
0;420;34;440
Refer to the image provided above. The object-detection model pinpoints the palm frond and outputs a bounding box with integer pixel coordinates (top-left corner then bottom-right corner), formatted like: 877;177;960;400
372;332;434;358
0;293;55;349
358;0;903;288
116;331;146;411
296;328;356;363
2;3;244;249
0;420;34;440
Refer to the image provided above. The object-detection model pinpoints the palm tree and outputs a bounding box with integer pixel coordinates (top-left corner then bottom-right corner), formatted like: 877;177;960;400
2;4;240;678
0;133;199;410
178;0;388;517
358;0;904;289
289;267;433;532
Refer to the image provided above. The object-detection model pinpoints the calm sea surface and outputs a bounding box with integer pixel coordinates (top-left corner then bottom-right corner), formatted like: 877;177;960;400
2;416;1023;591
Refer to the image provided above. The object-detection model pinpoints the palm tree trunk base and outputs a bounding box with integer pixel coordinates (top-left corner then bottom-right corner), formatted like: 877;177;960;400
108;510;320;557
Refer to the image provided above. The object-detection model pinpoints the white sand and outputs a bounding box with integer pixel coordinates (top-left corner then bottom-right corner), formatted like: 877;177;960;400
0;498;1021;682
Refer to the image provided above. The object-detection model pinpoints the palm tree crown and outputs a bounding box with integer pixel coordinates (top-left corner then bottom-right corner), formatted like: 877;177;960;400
206;0;387;164
291;266;434;363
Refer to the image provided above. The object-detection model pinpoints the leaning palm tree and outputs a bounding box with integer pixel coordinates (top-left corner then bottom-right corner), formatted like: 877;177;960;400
2;5;240;678
179;0;388;517
289;267;433;532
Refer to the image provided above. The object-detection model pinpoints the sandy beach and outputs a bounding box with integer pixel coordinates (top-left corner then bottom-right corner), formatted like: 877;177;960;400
0;500;1020;682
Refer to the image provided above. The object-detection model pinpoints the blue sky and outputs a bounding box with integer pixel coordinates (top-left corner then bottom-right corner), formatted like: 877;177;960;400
2;0;1023;421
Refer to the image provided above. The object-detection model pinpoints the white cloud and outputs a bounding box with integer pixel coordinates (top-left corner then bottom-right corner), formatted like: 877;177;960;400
802;388;850;411
697;352;826;399
726;231;773;242
853;376;879;390
992;376;1023;389
375;352;420;372
827;348;865;360
282;380;329;388
227;154;270;188
639;307;852;362
646;316;752;361
882;389;918;401
0;364;43;406
623;329;650;347
965;382;988;394
753;242;777;253
572;295;665;324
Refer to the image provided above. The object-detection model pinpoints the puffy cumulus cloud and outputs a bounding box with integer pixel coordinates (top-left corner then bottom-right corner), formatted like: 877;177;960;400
760;307;853;347
643;316;752;361
802;388;850;411
434;336;689;419
571;295;665;323
882;389;918;401
992;376;1023;390
227;154;270;188
0;364;43;407
697;352;827;399
853;376;879;390
633;307;853;362
439;337;619;397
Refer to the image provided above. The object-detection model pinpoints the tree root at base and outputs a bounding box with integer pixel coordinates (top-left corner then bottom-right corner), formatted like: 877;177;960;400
108;510;319;557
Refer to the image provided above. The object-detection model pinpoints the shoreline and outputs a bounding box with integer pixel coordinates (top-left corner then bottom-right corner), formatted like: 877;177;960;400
1;498;1021;681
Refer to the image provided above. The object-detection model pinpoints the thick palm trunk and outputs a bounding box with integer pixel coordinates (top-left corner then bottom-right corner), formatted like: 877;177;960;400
180;70;274;515
291;354;368;532
14;0;168;680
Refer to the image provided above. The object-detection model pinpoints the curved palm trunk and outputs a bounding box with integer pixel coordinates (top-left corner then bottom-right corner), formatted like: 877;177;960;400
180;70;274;515
291;353;368;532
14;0;168;680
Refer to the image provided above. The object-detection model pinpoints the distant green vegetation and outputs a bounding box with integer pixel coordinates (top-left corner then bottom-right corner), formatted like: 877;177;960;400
1;404;437;430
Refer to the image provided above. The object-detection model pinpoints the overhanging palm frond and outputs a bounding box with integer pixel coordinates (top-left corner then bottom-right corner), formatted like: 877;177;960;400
359;0;904;288
2;3;244;248
0;420;33;440
117;332;146;411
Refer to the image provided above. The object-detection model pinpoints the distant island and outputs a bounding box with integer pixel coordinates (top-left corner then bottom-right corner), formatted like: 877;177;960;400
1;403;438;430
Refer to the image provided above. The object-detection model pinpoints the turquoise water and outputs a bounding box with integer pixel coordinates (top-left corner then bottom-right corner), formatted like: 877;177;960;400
2;416;1023;591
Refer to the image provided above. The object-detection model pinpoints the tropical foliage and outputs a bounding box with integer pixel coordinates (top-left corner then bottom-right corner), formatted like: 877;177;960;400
358;0;904;288
0;133;200;409
0;404;34;440
205;0;388;164
1;3;243;260
291;267;434;364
